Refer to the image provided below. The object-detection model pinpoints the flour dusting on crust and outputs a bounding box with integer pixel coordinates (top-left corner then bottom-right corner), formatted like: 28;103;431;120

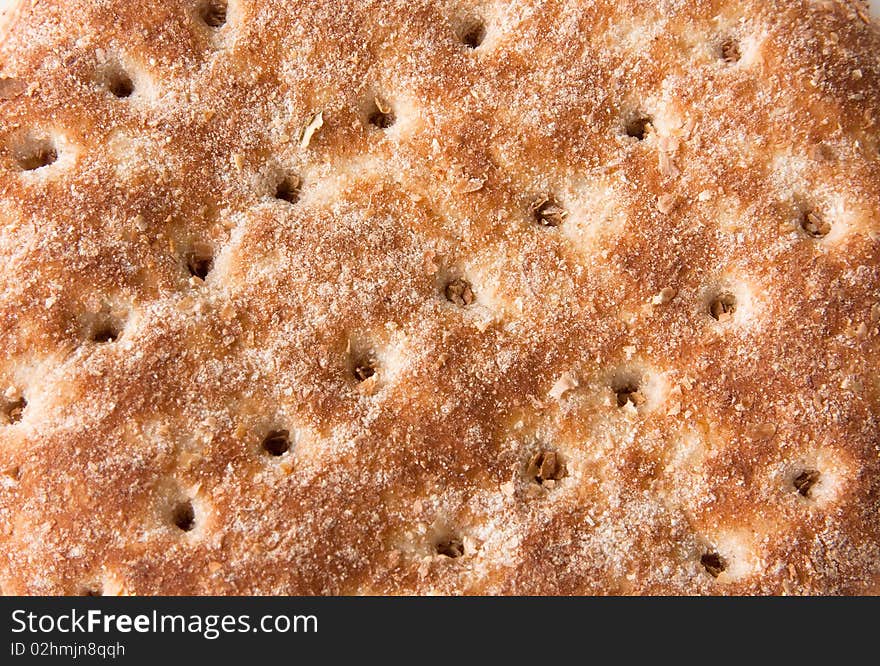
0;0;879;595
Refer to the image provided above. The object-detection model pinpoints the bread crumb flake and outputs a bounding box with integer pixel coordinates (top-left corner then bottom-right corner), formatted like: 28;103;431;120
549;372;579;401
652;287;677;305
357;373;380;396
300;110;324;148
656;193;679;214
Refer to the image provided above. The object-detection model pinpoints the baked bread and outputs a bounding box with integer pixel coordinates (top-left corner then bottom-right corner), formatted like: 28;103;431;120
1;0;879;595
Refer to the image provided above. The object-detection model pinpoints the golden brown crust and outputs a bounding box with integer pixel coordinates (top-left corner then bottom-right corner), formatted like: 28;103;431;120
0;0;879;595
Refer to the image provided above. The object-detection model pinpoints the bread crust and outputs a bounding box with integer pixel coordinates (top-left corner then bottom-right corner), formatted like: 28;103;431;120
0;0;879;595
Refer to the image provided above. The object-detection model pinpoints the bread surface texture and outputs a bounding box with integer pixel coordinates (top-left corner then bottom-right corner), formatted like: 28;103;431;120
1;0;879;595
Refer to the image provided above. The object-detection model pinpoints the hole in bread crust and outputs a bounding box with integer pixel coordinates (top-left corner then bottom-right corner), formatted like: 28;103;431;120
274;175;301;204
793;469;820;498
353;362;376;383
700;552;726;577
532;196;567;227
615;383;644;408
14;137;57;171
444;278;475;306
720;38;741;63
434;535;465;559
103;65;134;99
90;323;120;344
367;97;395;130
1;396;26;425
198;0;227;28
80;584;103;596
612;373;645;409
347;338;380;389
459;19;486;49
186;242;214;281
709;292;736;322
89;316;122;344
262;429;291;457
800;210;831;239
624;113;653;141
172;500;196;532
527;450;566;485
